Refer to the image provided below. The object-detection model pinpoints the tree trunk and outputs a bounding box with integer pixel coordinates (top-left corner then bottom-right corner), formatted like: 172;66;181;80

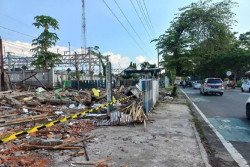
233;70;237;82
176;64;181;76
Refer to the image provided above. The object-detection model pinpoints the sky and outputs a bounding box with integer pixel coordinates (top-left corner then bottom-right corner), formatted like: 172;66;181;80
0;0;250;70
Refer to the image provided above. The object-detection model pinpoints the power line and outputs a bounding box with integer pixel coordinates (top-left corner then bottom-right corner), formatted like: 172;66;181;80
141;0;156;37
0;12;32;28
3;41;32;50
129;0;152;40
113;0;151;54
136;0;154;38
0;25;35;38
3;42;34;55
102;0;150;57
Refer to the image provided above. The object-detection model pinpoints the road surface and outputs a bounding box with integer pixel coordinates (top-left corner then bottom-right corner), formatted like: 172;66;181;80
182;87;250;165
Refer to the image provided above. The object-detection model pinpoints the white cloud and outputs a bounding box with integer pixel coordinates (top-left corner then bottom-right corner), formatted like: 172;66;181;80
135;55;158;69
2;40;73;57
135;55;147;63
103;52;131;70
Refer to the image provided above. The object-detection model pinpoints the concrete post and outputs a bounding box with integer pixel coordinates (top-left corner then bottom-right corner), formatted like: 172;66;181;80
7;52;11;71
0;37;4;91
106;61;112;114
48;67;55;88
22;70;25;85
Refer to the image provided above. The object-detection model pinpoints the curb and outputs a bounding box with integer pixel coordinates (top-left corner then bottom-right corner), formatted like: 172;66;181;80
191;123;211;167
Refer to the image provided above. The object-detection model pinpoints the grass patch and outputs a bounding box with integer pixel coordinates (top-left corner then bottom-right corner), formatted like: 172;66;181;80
192;118;207;140
165;86;174;92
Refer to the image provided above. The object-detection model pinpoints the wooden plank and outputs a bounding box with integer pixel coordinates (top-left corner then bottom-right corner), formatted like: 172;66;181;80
0;113;18;118
72;157;112;165
22;145;81;150
53;136;96;149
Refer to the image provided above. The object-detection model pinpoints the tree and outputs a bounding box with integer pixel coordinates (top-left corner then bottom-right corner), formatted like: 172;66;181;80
140;61;156;69
31;15;62;69
154;0;237;76
218;31;250;81
92;46;106;76
129;61;137;69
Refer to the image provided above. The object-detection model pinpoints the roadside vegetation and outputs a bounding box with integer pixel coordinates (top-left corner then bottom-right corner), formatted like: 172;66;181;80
154;0;250;82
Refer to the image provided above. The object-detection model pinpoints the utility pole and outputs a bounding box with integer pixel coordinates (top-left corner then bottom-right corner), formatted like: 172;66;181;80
0;37;5;91
88;47;92;80
7;52;13;71
106;56;112;114
3;47;5;57
68;42;71;55
157;48;159;68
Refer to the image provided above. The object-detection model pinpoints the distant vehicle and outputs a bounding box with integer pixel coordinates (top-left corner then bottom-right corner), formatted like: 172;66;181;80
246;97;250;119
179;81;183;86
241;81;250;92
200;78;224;96
185;80;192;87
193;81;202;89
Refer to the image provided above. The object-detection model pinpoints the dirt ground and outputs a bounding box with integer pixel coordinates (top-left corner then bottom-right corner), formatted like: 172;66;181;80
60;102;208;167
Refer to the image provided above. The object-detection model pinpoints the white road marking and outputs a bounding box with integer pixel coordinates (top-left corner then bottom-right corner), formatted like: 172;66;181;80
181;89;249;167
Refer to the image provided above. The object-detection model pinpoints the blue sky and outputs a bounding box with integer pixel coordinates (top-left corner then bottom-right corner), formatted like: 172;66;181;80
0;0;250;68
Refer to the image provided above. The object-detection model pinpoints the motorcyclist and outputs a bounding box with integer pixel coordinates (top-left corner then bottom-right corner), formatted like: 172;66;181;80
183;80;186;89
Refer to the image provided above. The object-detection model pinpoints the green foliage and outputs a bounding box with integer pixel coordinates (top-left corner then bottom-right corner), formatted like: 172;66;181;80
154;0;237;76
140;61;156;69
129;61;137;69
236;81;243;87
92;46;106;76
31;51;62;69
31;15;61;69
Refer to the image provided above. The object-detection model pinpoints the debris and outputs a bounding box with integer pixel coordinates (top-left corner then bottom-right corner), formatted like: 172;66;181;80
4;95;22;108
55;111;64;115
0;114;53;127
92;88;100;97
53;136;96;149
72;157;112;165
23;97;33;101
0;85;144;166
36;87;46;93
69;104;76;109
22;144;81;150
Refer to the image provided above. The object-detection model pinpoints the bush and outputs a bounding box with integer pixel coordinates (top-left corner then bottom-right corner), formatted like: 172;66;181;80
236;81;243;87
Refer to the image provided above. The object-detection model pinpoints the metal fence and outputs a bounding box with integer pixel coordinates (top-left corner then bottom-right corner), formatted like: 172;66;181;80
140;79;159;114
70;80;116;89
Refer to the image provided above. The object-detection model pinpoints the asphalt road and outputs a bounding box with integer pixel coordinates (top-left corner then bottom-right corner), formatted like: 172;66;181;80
182;87;250;165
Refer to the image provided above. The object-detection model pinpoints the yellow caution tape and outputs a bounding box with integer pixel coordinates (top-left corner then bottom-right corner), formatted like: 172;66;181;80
0;95;134;144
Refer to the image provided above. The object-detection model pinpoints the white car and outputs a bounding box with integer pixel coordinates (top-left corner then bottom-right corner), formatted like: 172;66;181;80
193;81;201;89
241;81;250;92
200;78;224;96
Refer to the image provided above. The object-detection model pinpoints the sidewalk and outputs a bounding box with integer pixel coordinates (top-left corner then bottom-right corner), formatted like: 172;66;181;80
70;102;210;167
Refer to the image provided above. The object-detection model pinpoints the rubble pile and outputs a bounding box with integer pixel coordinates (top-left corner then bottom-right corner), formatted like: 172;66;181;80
0;86;145;166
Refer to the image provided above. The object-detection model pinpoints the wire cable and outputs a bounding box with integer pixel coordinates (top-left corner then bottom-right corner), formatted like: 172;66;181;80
129;0;152;40
3;41;33;51
136;0;153;36
141;0;156;37
102;0;150;57
0;25;35;38
113;0;152;55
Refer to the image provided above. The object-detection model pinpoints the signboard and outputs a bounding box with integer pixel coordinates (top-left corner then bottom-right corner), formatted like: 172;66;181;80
226;71;232;76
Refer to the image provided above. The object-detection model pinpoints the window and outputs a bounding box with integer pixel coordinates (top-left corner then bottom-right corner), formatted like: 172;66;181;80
207;79;222;83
